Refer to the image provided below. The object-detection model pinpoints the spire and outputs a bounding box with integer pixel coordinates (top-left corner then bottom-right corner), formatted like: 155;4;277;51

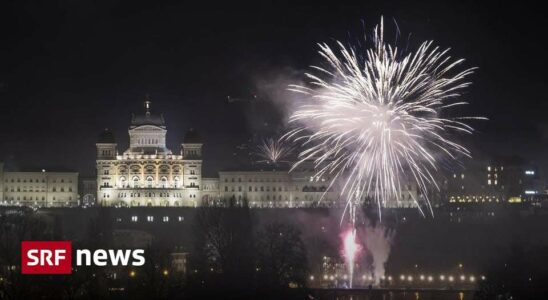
144;94;152;116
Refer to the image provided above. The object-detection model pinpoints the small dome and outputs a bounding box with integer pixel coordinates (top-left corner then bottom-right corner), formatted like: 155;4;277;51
183;128;201;143
98;128;116;143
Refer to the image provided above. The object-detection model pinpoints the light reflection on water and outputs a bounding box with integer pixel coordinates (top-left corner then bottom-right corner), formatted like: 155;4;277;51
311;290;475;300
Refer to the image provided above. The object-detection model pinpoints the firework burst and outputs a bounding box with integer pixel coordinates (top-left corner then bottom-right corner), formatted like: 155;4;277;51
285;18;482;221
256;138;294;164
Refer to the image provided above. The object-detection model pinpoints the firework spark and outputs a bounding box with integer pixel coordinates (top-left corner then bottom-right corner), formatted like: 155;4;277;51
343;228;359;288
256;138;294;164
286;18;481;220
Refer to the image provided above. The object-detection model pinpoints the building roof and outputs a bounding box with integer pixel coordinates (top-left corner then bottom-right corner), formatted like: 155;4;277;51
183;128;201;143
130;113;166;128
130;99;166;128
97;128;116;143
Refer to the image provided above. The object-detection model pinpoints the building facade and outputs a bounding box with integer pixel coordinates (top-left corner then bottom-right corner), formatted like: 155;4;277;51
446;156;544;205
218;168;419;208
80;177;98;207
0;163;78;207
96;101;203;207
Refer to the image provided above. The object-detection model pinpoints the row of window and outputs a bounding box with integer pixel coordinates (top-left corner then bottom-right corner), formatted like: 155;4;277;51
223;177;287;183
4;178;72;183
100;150;114;156
126;215;185;222
103;193;197;199
116;192;187;198
185;150;200;156
4;187;73;192
222;185;330;193
136;138;161;145
104;168;196;175
3;196;72;201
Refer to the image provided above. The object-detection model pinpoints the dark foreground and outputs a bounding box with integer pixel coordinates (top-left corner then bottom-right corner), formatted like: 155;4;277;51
310;288;475;300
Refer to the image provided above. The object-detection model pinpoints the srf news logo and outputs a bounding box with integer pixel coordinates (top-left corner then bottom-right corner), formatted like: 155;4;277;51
21;241;145;274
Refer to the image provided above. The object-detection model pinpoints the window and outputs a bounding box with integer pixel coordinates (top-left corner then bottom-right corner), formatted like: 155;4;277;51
174;177;180;188
178;216;184;222
147;216;154;222
162;216;169;222
131;216;138;222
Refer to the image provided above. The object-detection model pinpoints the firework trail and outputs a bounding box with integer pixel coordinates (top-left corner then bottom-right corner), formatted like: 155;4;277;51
343;228;359;288
284;18;482;286
256;138;294;164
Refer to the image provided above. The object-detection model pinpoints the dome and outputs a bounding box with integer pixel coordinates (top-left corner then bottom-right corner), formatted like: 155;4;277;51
130;99;166;128
97;128;116;143
183;128;201;143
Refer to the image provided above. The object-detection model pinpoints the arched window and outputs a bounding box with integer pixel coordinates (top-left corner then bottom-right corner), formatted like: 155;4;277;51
161;177;168;188
146;176;154;188
119;177;126;188
174;176;180;188
133;176;139;188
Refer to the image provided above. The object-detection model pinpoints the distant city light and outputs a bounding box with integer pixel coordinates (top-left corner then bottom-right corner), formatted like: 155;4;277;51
525;170;535;175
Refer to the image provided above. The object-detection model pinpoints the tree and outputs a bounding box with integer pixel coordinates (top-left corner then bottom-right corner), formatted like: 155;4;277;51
190;207;254;292
0;209;54;299
255;223;308;289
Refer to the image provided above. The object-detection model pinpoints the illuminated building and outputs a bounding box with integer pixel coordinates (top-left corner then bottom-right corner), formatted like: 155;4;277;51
0;162;79;207
447;156;544;205
96;100;210;207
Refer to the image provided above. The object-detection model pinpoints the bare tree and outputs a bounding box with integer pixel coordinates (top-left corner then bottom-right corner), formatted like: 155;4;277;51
256;223;308;289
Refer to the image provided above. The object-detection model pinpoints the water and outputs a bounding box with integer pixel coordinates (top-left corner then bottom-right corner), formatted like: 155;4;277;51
310;289;474;300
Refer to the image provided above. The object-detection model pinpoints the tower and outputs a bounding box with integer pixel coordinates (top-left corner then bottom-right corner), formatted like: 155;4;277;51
96;128;117;205
182;128;203;206
96;128;117;160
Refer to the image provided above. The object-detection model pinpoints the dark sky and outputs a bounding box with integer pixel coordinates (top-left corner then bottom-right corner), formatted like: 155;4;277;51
0;0;546;177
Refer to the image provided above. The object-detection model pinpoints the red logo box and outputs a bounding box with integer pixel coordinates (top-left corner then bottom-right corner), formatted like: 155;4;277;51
21;241;72;274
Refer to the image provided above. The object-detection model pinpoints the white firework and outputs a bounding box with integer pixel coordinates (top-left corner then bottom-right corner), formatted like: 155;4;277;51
285;18;482;220
256;138;294;164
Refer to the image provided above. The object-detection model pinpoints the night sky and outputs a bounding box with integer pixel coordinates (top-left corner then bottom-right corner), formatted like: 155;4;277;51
1;1;546;177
